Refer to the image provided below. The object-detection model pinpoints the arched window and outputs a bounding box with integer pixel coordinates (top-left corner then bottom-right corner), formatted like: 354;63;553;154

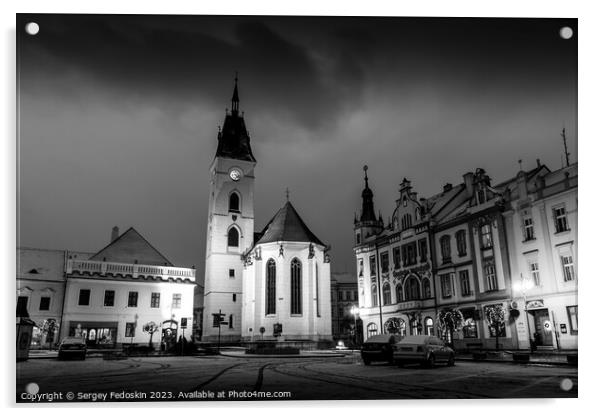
404;277;420;300
382;283;391;305
227;227;239;247
266;259;276;315
424;317;434;335
422;279;431;298
290;258;302;315
395;283;403;303
367;322;378;337
371;285;378;307
229;192;240;212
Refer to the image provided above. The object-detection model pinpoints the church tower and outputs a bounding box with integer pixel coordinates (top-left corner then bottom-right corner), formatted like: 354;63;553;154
202;77;256;342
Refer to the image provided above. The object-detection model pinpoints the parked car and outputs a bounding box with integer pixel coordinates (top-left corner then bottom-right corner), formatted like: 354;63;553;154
58;336;87;360
361;334;403;365
392;335;454;368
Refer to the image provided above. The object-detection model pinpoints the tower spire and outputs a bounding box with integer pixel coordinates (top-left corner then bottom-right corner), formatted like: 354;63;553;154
231;72;240;114
360;165;377;223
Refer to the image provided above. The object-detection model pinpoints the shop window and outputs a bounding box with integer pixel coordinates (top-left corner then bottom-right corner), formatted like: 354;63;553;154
424;317;434;336
367;322;378;337
463;316;478;338
125;322;135;337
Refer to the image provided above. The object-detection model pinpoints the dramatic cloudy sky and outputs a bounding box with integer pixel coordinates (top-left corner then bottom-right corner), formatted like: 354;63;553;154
17;14;577;280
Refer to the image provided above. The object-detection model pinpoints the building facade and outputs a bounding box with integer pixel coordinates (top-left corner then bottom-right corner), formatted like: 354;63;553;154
202;80;332;344
354;161;577;352
17;227;196;349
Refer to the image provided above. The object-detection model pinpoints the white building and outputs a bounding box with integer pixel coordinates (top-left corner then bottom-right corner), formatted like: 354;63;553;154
502;162;578;350
202;79;332;344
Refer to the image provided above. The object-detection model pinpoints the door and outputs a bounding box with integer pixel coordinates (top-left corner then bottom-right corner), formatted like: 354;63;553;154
532;309;553;346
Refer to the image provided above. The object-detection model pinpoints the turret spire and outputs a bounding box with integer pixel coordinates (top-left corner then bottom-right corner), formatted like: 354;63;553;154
231;72;240;114
360;165;377;223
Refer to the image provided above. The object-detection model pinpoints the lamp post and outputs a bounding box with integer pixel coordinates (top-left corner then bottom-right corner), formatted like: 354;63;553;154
350;305;360;348
514;273;534;352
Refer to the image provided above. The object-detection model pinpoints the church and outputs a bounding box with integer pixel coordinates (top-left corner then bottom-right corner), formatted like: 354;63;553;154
201;79;332;344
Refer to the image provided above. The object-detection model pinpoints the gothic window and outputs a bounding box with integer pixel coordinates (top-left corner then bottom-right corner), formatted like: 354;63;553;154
371;284;378;307
266;259;276;315
440;235;451;262
315;263;320;317
456;230;467;257
229;192;240;212
480;223;493;249
290;258;302;315
422;279;431;298
404;277;420;300
227;227;239;247
382;283;391;305
395;283;403;303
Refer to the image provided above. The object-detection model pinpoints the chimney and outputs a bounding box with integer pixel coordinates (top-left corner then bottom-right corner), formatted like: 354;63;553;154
463;172;474;198
111;226;119;242
536;158;541;168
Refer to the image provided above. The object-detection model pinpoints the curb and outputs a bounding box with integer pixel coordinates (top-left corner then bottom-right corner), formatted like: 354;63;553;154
455;357;576;367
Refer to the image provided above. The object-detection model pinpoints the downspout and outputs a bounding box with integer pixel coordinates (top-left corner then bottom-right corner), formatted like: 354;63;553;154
375;243;383;333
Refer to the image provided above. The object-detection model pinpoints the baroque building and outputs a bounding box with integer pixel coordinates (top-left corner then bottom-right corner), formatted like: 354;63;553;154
202;79;332;344
354;161;578;352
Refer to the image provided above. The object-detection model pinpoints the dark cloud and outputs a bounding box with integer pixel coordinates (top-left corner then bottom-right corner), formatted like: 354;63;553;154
16;14;577;275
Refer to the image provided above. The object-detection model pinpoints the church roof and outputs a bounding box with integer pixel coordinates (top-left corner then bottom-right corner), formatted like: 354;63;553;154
89;227;174;266
255;201;325;246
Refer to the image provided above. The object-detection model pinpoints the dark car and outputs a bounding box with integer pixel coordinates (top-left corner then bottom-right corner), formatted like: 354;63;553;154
360;334;403;365
392;335;455;368
58;336;87;360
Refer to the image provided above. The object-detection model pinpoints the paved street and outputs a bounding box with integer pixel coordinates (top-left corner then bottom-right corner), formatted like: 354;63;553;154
16;353;577;402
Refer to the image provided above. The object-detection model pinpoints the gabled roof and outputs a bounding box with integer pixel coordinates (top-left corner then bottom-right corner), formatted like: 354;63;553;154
89;227;173;266
255;201;325;246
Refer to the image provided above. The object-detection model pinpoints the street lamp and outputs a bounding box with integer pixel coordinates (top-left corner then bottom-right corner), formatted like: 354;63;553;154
513;273;534;352
350;306;360;348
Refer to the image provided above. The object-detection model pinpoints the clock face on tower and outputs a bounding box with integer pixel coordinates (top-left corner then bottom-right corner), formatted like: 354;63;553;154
229;168;242;182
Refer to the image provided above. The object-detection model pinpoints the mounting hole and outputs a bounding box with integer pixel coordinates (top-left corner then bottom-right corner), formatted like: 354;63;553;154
25;22;40;35
560;378;573;391
559;26;573;40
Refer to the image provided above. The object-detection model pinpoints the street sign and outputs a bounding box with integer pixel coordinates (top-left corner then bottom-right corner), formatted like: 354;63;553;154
181;317;188;328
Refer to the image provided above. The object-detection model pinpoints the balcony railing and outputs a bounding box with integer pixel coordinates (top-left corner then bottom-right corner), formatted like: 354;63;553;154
67;259;196;282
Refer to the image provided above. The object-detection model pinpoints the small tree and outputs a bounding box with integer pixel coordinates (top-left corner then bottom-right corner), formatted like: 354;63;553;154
485;304;506;351
437;309;464;349
385;317;403;335
142;321;160;349
40;319;59;350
